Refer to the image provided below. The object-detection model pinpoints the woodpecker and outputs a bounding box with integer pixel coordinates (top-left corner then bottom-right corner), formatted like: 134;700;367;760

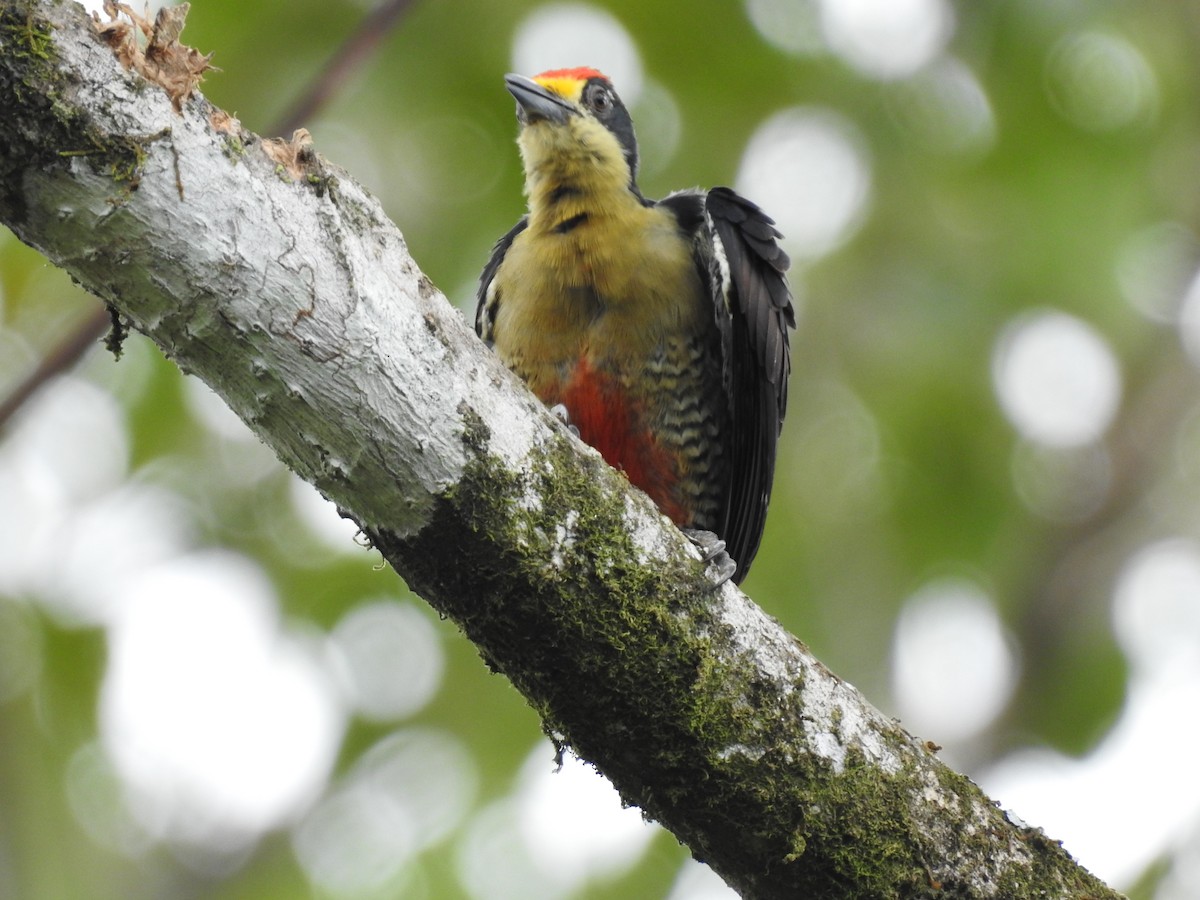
477;68;794;584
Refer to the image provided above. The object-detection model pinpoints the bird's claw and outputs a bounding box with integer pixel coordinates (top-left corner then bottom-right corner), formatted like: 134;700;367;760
683;529;736;587
549;403;580;437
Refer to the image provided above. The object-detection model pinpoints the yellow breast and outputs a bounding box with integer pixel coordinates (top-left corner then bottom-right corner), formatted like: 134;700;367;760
490;200;707;397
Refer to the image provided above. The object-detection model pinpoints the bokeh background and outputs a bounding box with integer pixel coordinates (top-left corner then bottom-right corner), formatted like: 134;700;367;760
3;0;1200;897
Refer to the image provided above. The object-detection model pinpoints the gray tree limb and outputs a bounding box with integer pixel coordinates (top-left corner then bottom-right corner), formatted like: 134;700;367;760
0;2;1122;897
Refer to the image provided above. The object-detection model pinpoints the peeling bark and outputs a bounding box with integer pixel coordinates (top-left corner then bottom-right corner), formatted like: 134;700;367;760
0;2;1124;897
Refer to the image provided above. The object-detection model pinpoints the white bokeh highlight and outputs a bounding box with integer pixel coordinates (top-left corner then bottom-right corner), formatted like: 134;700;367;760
518;748;657;887
1176;266;1200;366
1116;222;1198;324
456;745;657;900
1112;539;1200;676
984;537;1200;888
744;0;824;57
511;4;643;104
458;798;556;900
887;56;996;156
293;786;423;898
736;108;871;262
43;482;197;625
818;0;955;80
667;859;739;900
992;310;1121;448
1045;30;1158;133
1157;825;1200;900
1010;441;1111;524
288;473;363;553
2;375;127;509
329;599;444;722
65;742;153;859
0;376;196;627
983;653;1200;888
891;578;1018;744
100;551;345;843
294;728;477;897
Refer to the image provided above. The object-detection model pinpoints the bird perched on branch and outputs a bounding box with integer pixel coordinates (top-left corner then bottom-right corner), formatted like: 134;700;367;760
476;68;794;584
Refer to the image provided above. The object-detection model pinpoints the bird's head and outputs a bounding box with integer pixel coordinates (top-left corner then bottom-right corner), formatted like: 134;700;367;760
505;68;641;196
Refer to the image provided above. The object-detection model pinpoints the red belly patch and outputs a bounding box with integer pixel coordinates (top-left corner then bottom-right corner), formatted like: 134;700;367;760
556;359;686;524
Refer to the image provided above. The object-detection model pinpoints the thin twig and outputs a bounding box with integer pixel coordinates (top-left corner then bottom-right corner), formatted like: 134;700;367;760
0;305;110;429
272;0;416;137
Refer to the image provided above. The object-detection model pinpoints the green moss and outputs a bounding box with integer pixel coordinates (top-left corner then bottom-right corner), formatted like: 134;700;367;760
1;6;58;114
372;411;1122;898
107;134;149;185
222;134;245;160
0;4;150;220
409;418;776;865
306;172;332;198
816;753;925;894
6;8;54;62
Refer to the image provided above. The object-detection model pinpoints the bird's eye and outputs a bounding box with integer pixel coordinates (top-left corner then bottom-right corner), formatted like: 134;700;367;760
589;86;612;113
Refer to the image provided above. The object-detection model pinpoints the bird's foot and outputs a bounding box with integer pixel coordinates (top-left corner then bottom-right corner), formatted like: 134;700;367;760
549;403;580;437
683;529;736;587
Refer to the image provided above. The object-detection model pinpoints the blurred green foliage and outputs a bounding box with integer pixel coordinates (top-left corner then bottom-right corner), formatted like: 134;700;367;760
5;0;1200;897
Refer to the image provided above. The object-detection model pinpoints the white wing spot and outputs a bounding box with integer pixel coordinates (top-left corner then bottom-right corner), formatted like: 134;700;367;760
706;212;734;315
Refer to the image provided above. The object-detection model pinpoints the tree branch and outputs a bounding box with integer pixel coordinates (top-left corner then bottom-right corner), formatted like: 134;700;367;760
0;0;415;433
0;2;1121;897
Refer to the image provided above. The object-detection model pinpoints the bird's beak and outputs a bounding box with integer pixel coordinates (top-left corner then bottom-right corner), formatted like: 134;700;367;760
505;73;577;126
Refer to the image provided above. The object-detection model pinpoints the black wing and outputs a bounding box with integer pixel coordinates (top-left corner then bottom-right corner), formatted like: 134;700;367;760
475;216;528;344
704;187;794;582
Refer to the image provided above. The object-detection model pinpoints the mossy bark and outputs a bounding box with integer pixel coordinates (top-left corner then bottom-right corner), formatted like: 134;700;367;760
0;2;1125;897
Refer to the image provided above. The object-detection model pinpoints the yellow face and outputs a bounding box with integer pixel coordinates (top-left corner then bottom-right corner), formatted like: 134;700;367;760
515;72;629;203
531;74;587;104
528;66;609;104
